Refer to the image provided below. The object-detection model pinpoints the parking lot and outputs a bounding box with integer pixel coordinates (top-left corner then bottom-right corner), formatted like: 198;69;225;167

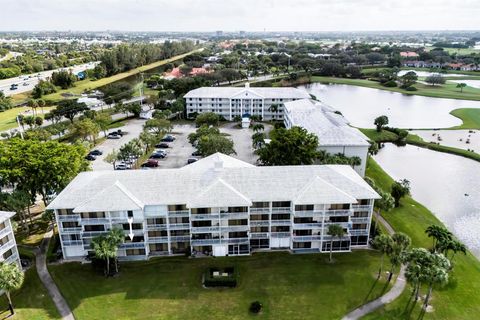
91;120;271;171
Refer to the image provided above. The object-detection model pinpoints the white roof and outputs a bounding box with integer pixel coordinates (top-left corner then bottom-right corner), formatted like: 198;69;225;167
181;152;254;172
284;99;370;147
0;211;15;222
184;86;311;99
47;154;379;211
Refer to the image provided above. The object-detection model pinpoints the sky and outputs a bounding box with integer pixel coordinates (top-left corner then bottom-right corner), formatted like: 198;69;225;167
0;0;479;32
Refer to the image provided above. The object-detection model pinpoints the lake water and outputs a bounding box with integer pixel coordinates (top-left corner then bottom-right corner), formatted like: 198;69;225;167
374;144;480;257
450;79;480;89
398;70;467;77
299;83;480;129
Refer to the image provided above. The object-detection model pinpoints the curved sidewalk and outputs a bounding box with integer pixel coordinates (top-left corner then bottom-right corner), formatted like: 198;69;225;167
342;211;406;320
36;227;75;320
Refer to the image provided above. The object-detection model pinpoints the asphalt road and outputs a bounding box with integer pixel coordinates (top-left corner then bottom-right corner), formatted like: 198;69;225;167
0;61;99;97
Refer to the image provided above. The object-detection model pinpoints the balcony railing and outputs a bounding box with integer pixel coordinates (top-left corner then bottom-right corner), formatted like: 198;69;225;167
293;210;317;217
220;212;249;219
351;217;370;223
168;210;190;217
120;242;146;249
323;222;350;228
0;227;11;239
270;220;291;226
250;220;269;226
58;214;81;221
350;229;369;236
249;208;270;213
169;223;190;230
271;207;291;213
227;237;249;244
352;205;372;211
222;225;249;232
82;231;107;237
146;224;168;231
60;227;82;233
293;235;321;241
63;240;83;246
4;253;18;265
270;232;290;238
292;222;322;229
191;238;222;246
325;209;353;216
146;236;169;243
170;236;190;242
191;226;220;233
250;232;269;239
80;218;109;225
0;239;15;253
190;213;220;221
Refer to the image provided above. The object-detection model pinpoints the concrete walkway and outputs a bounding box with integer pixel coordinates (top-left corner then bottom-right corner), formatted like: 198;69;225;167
342;212;407;320
36;227;75;320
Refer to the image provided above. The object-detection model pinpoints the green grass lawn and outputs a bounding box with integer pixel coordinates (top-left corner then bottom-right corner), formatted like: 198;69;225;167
450;108;480;129
364;159;480;319
0;106;55;132
311;76;480;101
0;267;61;320
359;128;399;142
49;251;391;320
42;49;201;102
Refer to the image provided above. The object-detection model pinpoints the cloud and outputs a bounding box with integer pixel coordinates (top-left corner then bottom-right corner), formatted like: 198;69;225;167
0;0;479;31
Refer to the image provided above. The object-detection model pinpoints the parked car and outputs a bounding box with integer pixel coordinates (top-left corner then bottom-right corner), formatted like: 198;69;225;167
191;150;202;157
141;159;159;168
187;157;198;164
155;143;169;149
89;149;103;156
150;153;166;159
23;82;29;86
161;135;175;142
108;130;124;137
107;134;121;139
154;149;167;156
85;154;96;161
114;162;128;170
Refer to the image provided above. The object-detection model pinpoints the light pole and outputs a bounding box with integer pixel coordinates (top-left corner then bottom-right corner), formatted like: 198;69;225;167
16;115;24;139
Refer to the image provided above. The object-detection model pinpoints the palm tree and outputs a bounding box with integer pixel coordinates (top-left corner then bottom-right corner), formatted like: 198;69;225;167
268;104;279;113
0;262;25;315
425;225;452;253
252;123;264;133
37;99;46;115
422;252;450;311
91;235;117;277
327;224;345;263
27;99;39;116
456;82;467;93
106;228;125;273
387;233;411;282
349;156;362;170
252;132;266;149
442;239;466;262
372;234;393;278
405;248;428;301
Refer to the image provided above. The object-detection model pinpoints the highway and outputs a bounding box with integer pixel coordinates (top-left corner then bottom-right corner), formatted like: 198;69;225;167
0;61;99;97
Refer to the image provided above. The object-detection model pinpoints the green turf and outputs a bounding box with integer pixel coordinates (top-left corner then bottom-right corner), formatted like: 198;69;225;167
49;251;391;320
359;128;399;142
0;267;61;320
0;106;55;132
364;158;480;319
311;76;480;101
450;108;480;129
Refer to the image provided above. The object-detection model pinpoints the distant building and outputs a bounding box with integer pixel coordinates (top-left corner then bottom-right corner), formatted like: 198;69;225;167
0;211;21;268
184;83;310;120
400;51;419;58
284;99;370;176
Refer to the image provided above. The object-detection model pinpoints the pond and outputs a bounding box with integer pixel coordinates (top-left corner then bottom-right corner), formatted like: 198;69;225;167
373;144;480;258
397;70;467;77
450;79;480;89
299;83;480;129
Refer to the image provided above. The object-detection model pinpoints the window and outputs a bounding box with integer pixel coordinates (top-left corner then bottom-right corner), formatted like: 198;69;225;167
126;249;146;256
127;210;133;218
84;225;105;231
295;204;314;211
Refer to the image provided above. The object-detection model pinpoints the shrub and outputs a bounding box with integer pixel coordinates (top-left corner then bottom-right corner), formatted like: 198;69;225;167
383;80;397;87
203;267;237;288
249;301;262;314
405;86;417;91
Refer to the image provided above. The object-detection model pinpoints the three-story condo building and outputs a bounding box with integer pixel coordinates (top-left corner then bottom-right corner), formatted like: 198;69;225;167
47;154;379;261
0;211;21;268
183;83;311;120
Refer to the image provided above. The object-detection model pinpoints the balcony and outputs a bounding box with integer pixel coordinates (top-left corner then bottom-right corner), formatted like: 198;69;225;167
227;237;249;244
351;217;370;223
221;225;249;232
323;221;350;228
0;239;15;253
57;214;81;222
169;223;190;230
325;209;353;217
220;212;249;219
352;205;372;211
111;216;143;223
60;227;82;233
168;210;190;217
250;232;269;239
190;213;220;221
191;226;220;233
80;218;110;225
350;229;369;236
0;227;11;239
293;235;321;242
270;220;291;226
119;242;146;249
63;240;83;246
250;220;269;226
82;231;107;238
250;208;270;214
191;238;222;246
146;236;169;244
270;232;290;238
146;224;168;231
4;253;19;265
170;236;190;242
292;222;322;229
293;211;317;217
271;207;291;214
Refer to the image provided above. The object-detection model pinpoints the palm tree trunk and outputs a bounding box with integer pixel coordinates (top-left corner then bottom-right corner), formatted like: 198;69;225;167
414;282;420;301
423;284;433;310
6;291;14;315
115;258;119;273
106;257;110;277
329;239;333;262
388;265;394;282
378;254;384;278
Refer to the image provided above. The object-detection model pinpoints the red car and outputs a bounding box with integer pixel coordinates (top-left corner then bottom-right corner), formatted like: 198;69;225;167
141;159;159;168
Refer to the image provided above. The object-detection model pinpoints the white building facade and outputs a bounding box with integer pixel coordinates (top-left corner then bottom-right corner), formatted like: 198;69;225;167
184;83;311;121
0;211;21;268
48;154;379;261
284;99;370;176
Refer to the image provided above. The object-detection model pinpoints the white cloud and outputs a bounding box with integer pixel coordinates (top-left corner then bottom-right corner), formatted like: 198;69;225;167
0;0;479;31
